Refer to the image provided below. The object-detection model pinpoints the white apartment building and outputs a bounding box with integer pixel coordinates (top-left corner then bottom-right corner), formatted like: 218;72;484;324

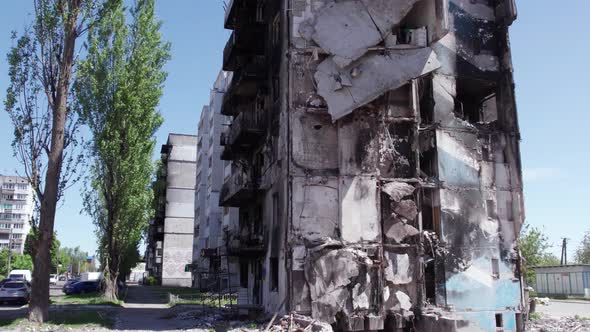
192;71;239;290
0;175;34;254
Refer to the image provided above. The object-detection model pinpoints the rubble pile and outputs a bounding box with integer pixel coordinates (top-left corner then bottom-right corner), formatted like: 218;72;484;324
266;314;333;332
527;316;590;332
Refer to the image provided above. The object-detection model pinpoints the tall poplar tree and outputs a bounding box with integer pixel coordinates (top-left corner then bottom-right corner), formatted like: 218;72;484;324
75;0;170;300
4;0;98;322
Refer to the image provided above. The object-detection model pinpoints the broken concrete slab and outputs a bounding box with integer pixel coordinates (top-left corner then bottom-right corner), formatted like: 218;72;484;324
308;0;420;68
315;48;441;121
395;291;412;311
394;199;418;220
383;182;415;202
384;252;412;284
384;217;420;243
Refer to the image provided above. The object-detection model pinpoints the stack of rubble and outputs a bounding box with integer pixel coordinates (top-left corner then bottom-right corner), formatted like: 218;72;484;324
266;314;333;332
527;316;590;332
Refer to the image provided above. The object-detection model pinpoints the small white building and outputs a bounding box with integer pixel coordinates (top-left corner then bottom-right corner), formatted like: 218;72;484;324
0;175;34;254
532;265;590;297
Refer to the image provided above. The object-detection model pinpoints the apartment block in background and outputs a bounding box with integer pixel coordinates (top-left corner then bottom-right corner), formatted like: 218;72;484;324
0;175;33;254
146;133;197;287
220;0;524;331
192;71;240;291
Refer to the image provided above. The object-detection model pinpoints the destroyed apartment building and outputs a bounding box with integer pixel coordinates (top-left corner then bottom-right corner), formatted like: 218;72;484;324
219;0;524;331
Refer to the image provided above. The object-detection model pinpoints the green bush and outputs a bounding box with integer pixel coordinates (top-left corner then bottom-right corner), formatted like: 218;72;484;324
144;276;158;286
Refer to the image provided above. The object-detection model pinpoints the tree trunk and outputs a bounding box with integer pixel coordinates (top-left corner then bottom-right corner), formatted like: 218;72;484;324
102;253;119;302
28;3;79;323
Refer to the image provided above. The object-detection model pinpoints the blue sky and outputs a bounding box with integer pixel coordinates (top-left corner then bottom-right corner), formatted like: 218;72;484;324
0;1;588;259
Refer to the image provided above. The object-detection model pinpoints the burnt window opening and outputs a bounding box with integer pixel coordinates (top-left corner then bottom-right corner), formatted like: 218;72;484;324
506;199;514;222
425;261;436;304
269;257;279;292
455;78;497;125
486;200;497;219
492;258;500;279
482;144;492;162
420;148;437;178
421;189;440;234
240;261;249;288
495;313;504;329
419;76;434;125
272;76;280;103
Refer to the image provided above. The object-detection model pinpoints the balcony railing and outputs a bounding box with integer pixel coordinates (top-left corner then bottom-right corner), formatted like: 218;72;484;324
224;0;259;30
226;109;266;149
219;171;259;207
227;230;265;257
223;26;265;72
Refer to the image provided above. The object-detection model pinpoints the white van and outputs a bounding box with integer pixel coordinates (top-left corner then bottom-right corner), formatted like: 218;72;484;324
8;270;32;282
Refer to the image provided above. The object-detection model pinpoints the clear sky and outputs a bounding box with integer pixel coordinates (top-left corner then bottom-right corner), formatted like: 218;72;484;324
0;1;588;259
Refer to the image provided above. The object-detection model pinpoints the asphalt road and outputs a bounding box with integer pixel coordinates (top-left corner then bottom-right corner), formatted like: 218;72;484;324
536;299;590;318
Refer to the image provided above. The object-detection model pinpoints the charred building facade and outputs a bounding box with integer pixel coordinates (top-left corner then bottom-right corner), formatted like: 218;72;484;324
220;0;524;331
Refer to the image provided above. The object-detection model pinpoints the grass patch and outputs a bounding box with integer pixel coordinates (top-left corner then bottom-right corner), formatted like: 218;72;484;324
51;293;122;306
529;312;541;321
0;310;114;328
168;296;235;307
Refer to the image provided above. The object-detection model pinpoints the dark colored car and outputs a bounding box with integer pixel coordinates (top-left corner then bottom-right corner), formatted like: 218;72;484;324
0;279;12;288
64;280;100;295
0;281;30;304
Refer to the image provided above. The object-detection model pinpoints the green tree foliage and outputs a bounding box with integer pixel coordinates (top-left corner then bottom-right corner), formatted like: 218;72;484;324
57;246;89;274
0;249;34;276
11;254;34;271
75;0;169;301
518;224;560;285
574;231;590;264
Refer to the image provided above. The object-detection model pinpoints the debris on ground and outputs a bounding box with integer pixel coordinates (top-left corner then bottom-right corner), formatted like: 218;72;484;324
527;315;590;332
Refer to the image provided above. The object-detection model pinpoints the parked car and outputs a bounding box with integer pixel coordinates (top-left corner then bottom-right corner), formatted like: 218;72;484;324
62;278;80;292
8;270;32;282
63;280;100;295
58;275;67;281
0;279;12;288
49;274;58;285
0;281;30;304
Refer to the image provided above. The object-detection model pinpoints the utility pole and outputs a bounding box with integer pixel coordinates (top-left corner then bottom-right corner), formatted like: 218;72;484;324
6;227;12;272
560;238;569;266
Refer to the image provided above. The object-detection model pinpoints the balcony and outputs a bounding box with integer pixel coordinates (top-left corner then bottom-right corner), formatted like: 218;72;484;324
221;59;266;116
219;171;259;207
224;0;259;30
227;231;265;257
201;248;218;258
223;108;267;152
223;26;265;72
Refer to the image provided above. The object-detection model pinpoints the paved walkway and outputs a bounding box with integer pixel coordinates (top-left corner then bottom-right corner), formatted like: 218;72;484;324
114;285;207;331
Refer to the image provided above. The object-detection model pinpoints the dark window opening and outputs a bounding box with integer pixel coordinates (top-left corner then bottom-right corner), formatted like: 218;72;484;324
495;313;503;329
420;148;437;178
425;262;436;304
492;258;500;279
419;76;434;125
240;261;249;288
486;200;496;219
455;78;497;125
506;199;514;221
270;257;279;292
421;189;440;234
